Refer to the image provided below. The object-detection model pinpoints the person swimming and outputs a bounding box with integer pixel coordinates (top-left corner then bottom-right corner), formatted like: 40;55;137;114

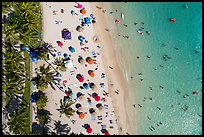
184;4;188;8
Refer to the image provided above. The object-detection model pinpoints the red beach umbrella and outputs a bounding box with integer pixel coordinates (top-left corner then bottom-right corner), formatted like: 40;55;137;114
104;131;110;135
57;41;63;47
86;127;92;134
76;74;84;82
77;76;84;82
95;95;100;102
65;92;70;97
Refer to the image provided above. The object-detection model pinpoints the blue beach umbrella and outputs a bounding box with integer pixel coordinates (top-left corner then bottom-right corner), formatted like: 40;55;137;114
78;35;85;42
64;53;69;59
68;46;75;53
70;48;75;53
71;10;75;15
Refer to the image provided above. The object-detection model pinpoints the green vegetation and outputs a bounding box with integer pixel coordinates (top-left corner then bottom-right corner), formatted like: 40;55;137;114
57;98;76;118
7;105;30;135
3;2;42;47
36;92;48;109
2;2;42;135
35;42;55;61
22;51;31;104
53;57;67;72
31;64;56;91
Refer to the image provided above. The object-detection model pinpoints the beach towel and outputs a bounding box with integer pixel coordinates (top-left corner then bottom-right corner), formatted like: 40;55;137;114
91;116;96;120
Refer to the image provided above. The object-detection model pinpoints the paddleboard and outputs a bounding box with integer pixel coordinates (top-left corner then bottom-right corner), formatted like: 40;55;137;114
121;13;125;19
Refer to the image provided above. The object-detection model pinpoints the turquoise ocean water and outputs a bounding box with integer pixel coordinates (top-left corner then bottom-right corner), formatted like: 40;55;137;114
103;2;202;135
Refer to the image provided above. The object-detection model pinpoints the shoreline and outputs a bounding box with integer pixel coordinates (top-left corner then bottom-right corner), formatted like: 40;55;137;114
90;2;135;134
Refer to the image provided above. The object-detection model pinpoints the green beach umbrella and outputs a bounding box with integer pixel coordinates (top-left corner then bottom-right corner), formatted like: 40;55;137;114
70;92;74;98
83;83;89;90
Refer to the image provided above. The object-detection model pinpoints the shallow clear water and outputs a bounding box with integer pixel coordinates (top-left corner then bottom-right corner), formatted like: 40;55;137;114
104;2;202;135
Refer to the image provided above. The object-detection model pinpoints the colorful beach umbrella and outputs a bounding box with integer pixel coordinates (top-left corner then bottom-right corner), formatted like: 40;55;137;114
86;57;93;64
96;103;103;109
89;108;95;114
90;72;95;77
63;53;69;60
79;113;85;119
92;92;98;98
90;83;97;91
76;74;84;82
71;10;75;15
77;3;83;9
83;83;89;90
78;35;86;42
70;92;74;98
78;56;85;65
76;92;83;98
68;46;75;53
75;103;82;109
86;127;92;134
56;41;63;47
95;95;100;102
80;9;86;15
88;70;95;77
76;26;84;32
104;131;110;135
78;77;84;82
65;92;70;97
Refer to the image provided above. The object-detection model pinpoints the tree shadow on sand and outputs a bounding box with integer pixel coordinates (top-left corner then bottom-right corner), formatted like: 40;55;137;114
53;120;71;135
32;109;53;135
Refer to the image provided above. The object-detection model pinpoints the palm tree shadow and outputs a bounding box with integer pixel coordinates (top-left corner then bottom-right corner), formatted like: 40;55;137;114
37;108;52;116
53;120;70;135
4;96;21;117
31;122;42;135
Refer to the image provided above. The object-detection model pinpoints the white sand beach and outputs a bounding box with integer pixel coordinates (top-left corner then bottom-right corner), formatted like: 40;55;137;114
31;2;133;135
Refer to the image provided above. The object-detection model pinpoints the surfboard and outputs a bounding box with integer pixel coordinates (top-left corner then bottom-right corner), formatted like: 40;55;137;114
121;13;125;19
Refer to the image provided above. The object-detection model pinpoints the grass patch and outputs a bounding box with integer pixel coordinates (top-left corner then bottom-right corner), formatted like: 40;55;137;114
22;51;31;134
22;51;31;104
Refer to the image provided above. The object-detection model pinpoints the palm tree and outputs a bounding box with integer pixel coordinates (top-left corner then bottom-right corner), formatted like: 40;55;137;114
36;42;56;61
7;105;30;135
2;2;17;14
53;57;67;72
2;24;20;45
35;109;52;135
4;50;26;73
36;92;48;109
4;2;42;46
32;64;56;91
37;114;49;127
57;98;76;118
